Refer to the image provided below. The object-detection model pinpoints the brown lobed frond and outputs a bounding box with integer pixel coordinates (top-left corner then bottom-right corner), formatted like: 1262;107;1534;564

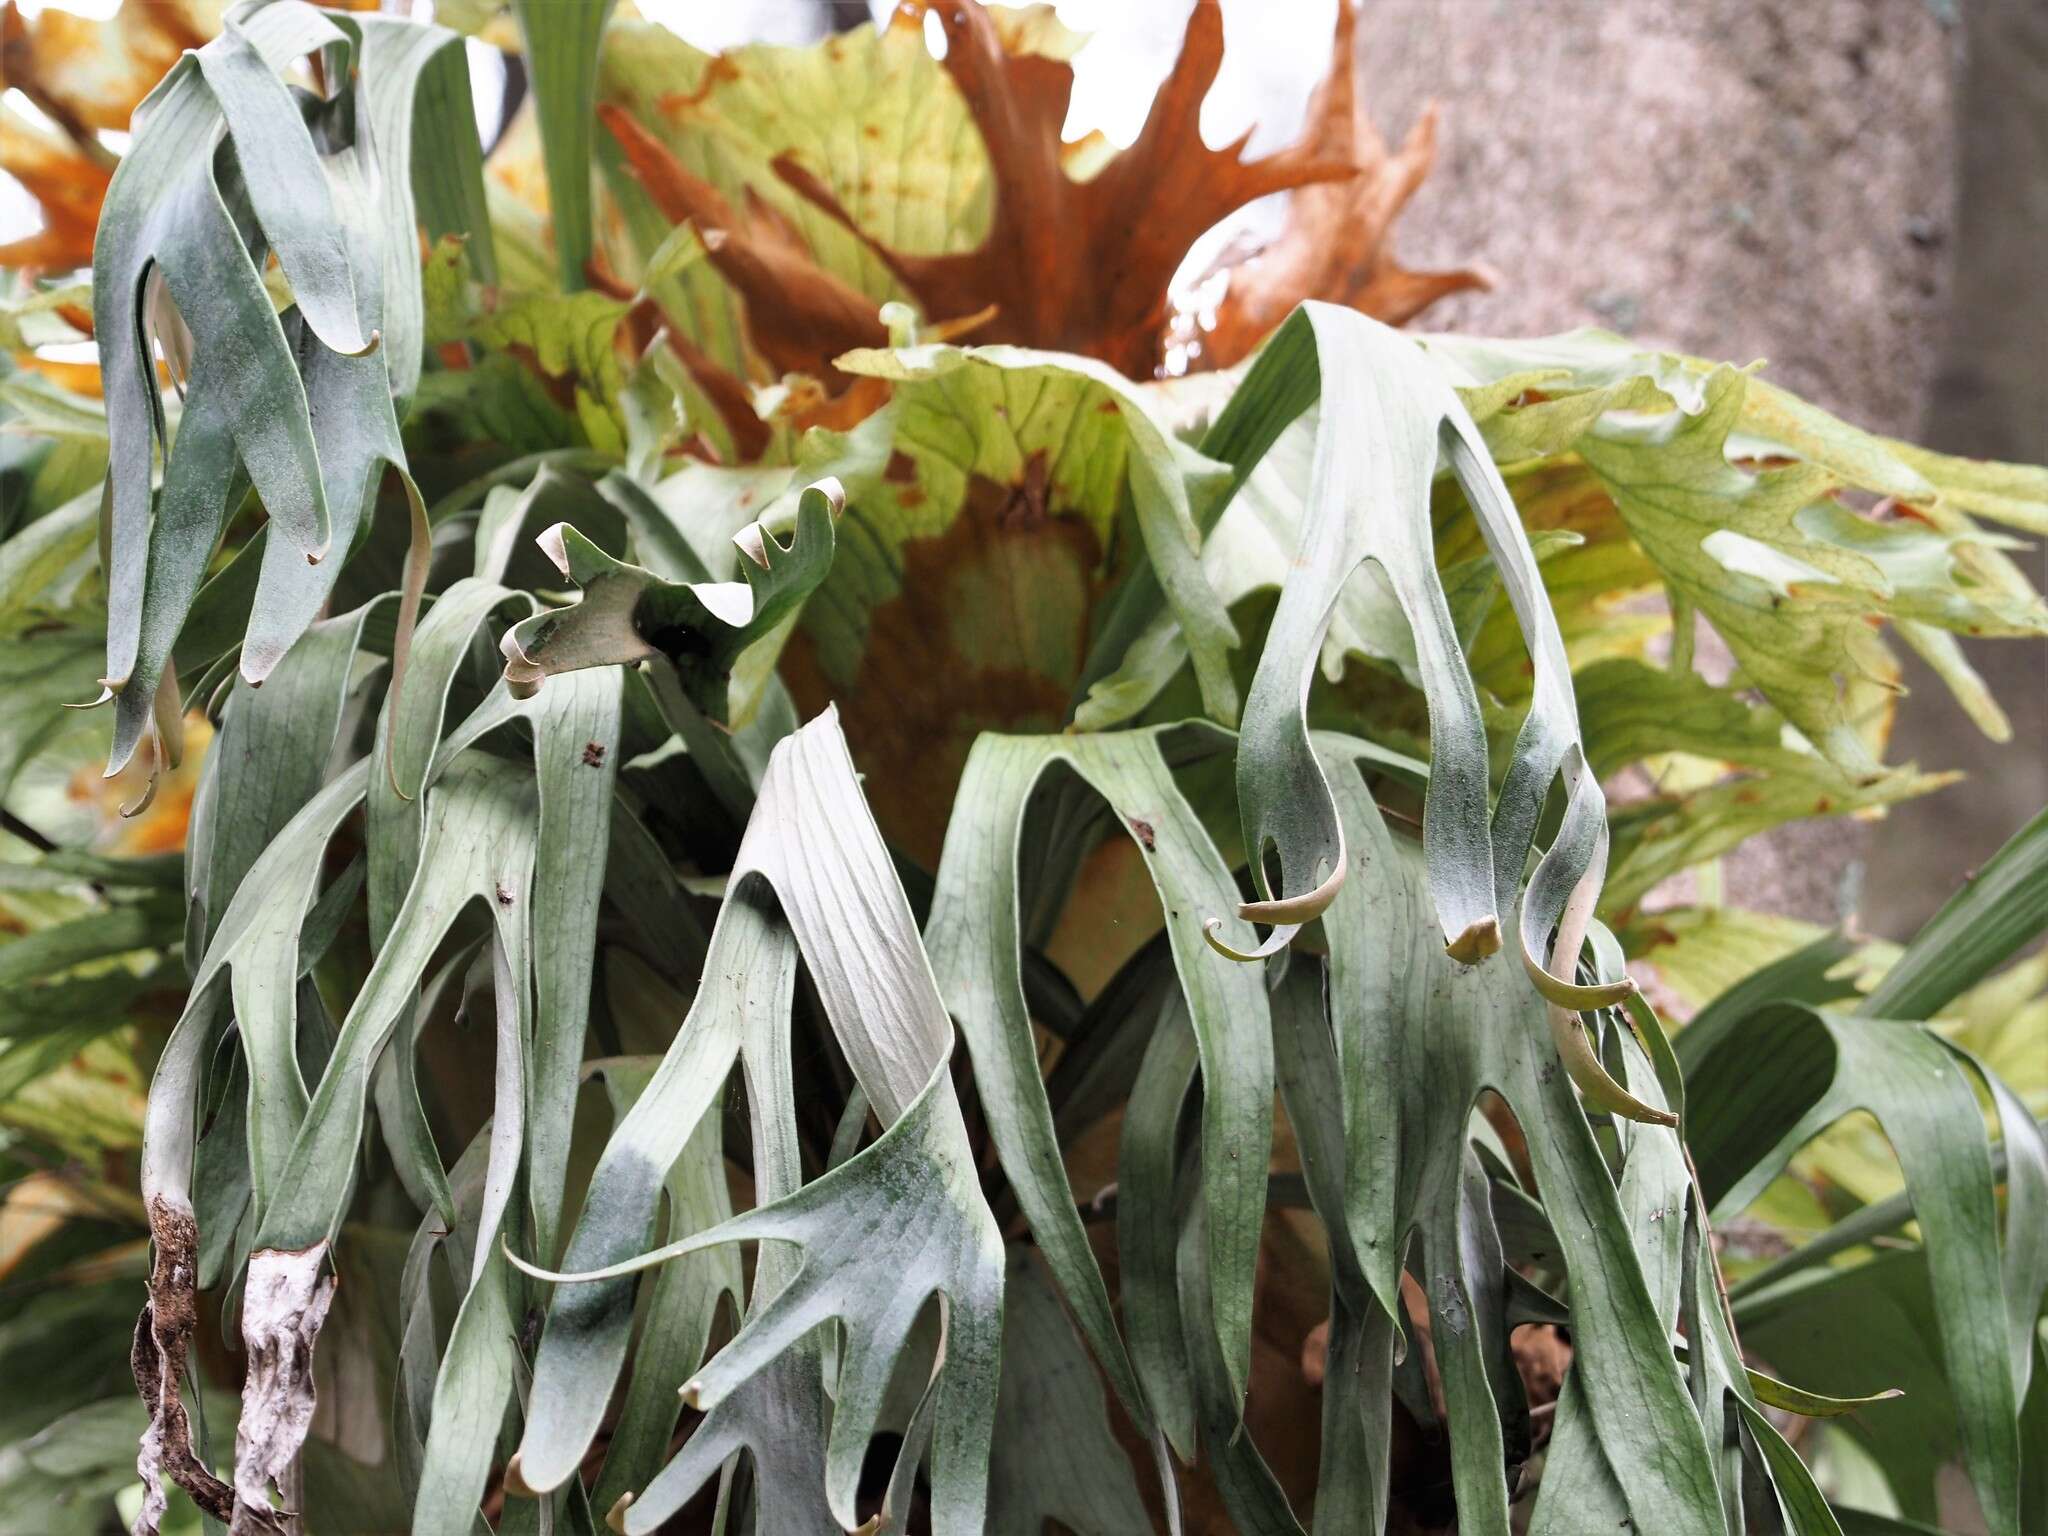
0;0;383;279
607;0;1478;390
599;101;889;383
777;0;1363;379
1182;3;1495;369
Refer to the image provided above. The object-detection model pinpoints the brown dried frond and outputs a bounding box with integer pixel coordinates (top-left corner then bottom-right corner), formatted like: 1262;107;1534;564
606;0;1479;396
1181;2;1495;370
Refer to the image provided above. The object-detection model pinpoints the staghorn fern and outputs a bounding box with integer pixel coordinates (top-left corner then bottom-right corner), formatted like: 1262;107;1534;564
0;3;2040;1534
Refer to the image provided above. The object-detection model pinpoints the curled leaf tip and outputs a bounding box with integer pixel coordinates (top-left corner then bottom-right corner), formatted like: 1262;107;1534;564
879;299;919;345
536;522;572;578
1237;854;1346;931
102;741;140;782
196;671;233;726
1522;943;1638;1010
70;685;115;710
500;1236;559;1282
499;629;547;700
1445;916;1502;964
1549;1004;1678;1126
1731;1358;1907;1417
605;1493;633;1534
732;522;770;570
119;769;161;820
1201;914;1292;964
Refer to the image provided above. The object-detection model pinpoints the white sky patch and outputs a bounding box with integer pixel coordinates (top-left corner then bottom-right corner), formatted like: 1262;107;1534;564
11;0;119;17
637;0;842;52
0;175;37;250
3;85;63;138
1055;0;1333;153
1050;0;1337;341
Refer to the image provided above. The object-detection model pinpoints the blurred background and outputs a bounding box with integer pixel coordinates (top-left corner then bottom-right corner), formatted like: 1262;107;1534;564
2;0;2040;937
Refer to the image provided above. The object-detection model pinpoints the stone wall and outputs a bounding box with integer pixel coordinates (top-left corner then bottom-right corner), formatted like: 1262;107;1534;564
1355;0;2043;935
1866;0;2048;938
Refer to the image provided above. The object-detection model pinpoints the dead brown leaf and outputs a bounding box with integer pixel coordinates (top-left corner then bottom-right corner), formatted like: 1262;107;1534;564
231;1243;335;1536
599;101;890;383
1181;2;1495;370
776;0;1360;380
0;0;200;143
131;1196;286;1536
0;100;109;272
602;0;1474;406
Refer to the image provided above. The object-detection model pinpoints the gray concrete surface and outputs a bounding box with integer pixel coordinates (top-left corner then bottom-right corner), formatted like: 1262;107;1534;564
1353;0;2042;936
1863;0;2048;939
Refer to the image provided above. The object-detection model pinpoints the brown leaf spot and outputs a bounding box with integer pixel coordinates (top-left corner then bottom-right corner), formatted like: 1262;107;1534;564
582;740;607;767
1126;815;1157;852
657;54;740;116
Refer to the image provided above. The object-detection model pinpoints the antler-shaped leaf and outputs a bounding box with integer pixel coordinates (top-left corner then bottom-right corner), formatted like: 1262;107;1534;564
596;1;1472;388
928;724;1272;1432
1425;329;2048;778
1195;306;1641;1120
500;476;839;723
95;1;491;774
1307;738;1722;1533
545;1063;1003;1535
511;709;1005;1535
1683;1004;2047;1532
